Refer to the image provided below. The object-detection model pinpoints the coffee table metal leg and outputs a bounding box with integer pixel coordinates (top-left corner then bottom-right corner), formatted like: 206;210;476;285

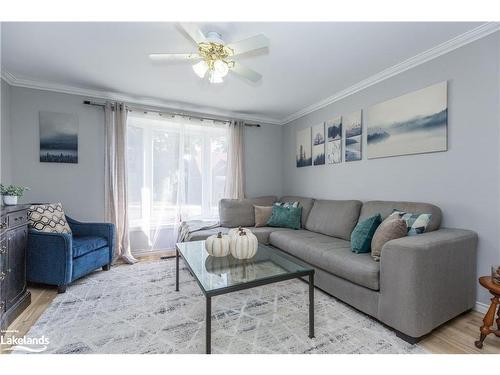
309;272;315;338
175;248;179;292
206;296;212;354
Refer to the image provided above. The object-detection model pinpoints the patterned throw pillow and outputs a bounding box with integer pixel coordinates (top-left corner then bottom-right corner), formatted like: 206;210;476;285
28;203;72;234
389;210;432;236
274;201;299;208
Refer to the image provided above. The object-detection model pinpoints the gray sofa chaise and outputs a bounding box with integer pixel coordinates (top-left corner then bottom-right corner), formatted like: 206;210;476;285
188;195;478;343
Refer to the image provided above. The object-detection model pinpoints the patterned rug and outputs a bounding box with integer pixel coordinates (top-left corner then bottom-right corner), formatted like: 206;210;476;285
15;259;426;354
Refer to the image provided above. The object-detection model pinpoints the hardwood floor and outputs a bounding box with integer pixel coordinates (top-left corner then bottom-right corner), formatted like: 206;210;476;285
2;255;499;354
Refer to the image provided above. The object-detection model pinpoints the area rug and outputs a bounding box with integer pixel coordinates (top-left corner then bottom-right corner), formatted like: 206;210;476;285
14;259;426;354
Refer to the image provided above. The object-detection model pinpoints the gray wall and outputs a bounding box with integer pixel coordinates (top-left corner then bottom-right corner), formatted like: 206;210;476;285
6;86;106;221
1;84;283;221
244;123;283;197
282;33;500;306
1;79;11;184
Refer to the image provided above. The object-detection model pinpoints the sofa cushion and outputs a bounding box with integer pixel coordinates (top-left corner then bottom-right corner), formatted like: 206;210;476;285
359;201;441;232
267;205;302;230
28;203;72;234
269;230;380;290
305;199;362;241
279;196;315;227
351;214;382;253
72;236;108;258
189;226;285;245
254;205;273;227
219;196;277;227
371;218;407;261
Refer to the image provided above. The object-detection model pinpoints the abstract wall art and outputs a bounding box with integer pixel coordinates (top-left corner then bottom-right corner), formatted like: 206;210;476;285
344;110;362;162
366;81;447;159
296;127;312;167
312;123;325;166
39;111;78;164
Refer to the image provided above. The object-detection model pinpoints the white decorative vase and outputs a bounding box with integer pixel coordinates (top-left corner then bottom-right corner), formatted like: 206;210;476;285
230;230;258;260
3;196;18;206
204;232;230;257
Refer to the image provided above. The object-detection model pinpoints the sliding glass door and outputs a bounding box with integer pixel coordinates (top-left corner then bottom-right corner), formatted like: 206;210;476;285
127;112;228;254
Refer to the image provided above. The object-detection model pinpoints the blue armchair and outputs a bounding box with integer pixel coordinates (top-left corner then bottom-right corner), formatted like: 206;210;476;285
27;216;115;293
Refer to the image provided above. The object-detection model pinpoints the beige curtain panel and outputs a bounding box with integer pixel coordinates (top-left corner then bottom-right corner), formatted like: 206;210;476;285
225;120;245;199
104;102;137;264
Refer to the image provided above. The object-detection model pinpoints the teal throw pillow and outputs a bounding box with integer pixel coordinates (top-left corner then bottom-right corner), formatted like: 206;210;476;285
351;214;382;253
267;205;302;230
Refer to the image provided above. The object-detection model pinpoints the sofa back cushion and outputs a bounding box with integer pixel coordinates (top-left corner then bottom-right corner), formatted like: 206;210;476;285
359;201;442;232
305;199;362;240
219;196;277;227
279;196;315;227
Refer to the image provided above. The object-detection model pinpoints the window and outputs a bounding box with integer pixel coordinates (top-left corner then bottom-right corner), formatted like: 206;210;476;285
127;113;228;231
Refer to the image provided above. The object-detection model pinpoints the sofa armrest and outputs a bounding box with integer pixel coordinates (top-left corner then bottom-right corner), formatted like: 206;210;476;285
27;230;73;286
67;217;115;263
378;228;478;338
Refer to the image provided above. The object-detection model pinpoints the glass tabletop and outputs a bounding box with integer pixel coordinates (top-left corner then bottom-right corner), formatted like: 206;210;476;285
175;241;313;295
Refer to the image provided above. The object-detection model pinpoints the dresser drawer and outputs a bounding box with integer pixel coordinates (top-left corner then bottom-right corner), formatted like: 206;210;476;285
6;210;28;229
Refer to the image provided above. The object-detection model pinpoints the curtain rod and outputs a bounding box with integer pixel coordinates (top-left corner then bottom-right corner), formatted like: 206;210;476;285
83;100;261;127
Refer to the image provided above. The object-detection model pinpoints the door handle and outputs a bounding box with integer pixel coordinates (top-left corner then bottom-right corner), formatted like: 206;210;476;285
0;245;6;254
0;272;6;281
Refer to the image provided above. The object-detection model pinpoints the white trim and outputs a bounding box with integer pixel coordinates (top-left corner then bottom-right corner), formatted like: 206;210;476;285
474;301;490;314
0;70;282;125
2;22;499;126
281;22;500;125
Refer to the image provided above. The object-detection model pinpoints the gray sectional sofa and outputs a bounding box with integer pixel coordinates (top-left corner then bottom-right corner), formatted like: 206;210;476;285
188;195;478;343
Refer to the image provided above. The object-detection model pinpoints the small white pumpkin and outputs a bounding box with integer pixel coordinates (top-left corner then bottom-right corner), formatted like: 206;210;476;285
205;232;230;257
228;226;252;237
230;230;258;259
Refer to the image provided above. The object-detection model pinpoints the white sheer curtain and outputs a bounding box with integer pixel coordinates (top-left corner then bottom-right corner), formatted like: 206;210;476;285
224;120;245;199
104;102;138;264
126;112;229;253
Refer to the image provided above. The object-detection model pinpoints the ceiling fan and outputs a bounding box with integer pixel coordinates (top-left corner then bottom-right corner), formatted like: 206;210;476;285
149;23;269;84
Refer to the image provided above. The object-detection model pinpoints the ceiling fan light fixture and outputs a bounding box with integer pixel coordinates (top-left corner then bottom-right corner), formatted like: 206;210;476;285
209;70;224;84
213;59;229;77
192;60;208;78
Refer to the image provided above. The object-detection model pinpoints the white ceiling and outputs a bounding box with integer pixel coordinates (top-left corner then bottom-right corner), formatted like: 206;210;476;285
0;22;487;123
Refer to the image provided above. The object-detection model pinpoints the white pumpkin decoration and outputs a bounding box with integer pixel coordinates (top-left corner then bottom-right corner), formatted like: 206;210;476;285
228;226;252;237
205;232;230;257
230;230;258;259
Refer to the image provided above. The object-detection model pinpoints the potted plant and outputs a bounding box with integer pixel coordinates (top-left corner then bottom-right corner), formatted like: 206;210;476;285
0;184;30;206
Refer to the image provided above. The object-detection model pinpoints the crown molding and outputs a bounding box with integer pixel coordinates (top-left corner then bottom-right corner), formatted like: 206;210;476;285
281;22;500;125
2;22;499;126
0;70;283;125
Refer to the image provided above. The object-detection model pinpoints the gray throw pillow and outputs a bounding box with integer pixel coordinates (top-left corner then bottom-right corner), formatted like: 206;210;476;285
371;218;407;261
254;205;273;227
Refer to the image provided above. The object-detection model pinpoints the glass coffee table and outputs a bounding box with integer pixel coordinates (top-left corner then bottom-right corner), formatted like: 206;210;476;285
175;241;315;354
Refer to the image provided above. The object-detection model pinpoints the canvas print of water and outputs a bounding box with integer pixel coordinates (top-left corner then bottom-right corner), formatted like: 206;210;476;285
366;81;447;159
326;139;342;164
344;110;362;161
296;127;312;167
326;116;342;141
312;123;325;166
346;135;361;162
39;111;78;164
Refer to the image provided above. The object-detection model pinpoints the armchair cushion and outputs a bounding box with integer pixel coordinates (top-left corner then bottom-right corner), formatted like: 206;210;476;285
28;203;71;234
72;236;108;258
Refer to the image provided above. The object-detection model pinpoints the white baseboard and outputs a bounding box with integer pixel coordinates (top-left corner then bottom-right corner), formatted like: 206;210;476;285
474;301;490;314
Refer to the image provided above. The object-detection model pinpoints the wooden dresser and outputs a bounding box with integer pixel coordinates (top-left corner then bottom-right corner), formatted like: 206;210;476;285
0;205;31;333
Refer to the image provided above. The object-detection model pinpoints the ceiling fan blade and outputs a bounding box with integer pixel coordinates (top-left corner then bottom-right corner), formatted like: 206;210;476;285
179;23;207;45
226;34;269;56
149;53;201;61
231;62;262;82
